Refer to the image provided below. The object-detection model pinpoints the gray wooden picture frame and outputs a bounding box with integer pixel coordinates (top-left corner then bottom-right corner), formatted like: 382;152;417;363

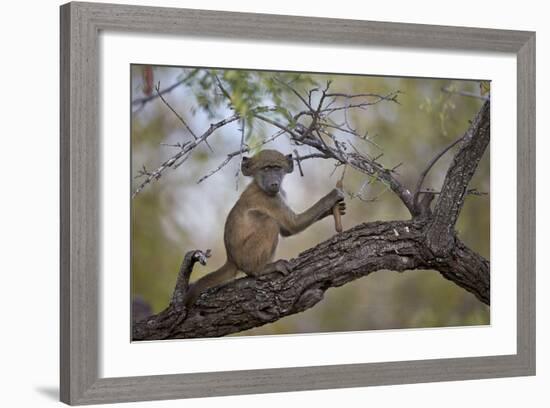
60;1;536;405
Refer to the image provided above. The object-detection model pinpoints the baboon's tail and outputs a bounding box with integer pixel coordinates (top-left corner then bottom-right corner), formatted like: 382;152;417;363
185;261;238;306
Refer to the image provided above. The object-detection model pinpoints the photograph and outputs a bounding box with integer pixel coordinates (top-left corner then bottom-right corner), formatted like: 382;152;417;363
52;1;537;405
130;65;490;341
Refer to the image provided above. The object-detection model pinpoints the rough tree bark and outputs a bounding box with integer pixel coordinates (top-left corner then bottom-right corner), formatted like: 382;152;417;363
132;100;490;341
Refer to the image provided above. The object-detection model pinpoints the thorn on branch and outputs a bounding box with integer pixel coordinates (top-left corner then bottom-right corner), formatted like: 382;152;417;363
135;165;152;179
160;141;191;149
391;162;403;173
466;188;489;196
373;153;384;162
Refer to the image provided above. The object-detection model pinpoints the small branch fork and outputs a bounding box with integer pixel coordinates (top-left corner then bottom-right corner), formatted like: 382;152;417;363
132;76;491;339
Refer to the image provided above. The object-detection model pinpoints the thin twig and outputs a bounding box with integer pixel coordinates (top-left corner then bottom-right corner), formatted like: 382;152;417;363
155;82;214;153
213;74;232;103
413;136;464;207
321;101;389;115
294;149;305;177
197;128;286;184
320;122;383;150
371;153;384;162
160;142;187;148
236;118;246;189
308;88;319;107
274;76;314;111
253;114;302;139
295;152;329;162
351;185;390;203
343;95;357;133
325;91;400;100
391;162;403;172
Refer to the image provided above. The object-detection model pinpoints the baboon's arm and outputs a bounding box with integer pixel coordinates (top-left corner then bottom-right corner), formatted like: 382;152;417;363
279;189;343;236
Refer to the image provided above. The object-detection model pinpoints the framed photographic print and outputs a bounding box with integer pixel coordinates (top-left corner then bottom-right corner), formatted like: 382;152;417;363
60;1;535;405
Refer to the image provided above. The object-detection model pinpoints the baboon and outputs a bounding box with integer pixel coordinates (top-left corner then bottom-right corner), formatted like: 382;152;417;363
185;149;346;306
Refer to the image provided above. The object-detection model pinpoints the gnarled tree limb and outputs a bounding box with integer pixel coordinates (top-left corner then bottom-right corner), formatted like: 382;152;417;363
426;100;490;256
133;218;489;340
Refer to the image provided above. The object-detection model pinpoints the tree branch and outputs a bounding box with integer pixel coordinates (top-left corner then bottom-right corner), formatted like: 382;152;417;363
251;113;417;214
133;218;489;340
426;100;490;256
196;128;287;184
132;113;242;197
154;82;214;153
132;107;279;197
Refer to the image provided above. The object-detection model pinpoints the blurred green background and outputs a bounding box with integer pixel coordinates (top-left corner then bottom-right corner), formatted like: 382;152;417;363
131;65;490;336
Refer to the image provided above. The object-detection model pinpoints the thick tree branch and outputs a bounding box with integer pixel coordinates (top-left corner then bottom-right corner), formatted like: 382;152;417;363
426;100;490;256
434;238;490;305
133;218;489;340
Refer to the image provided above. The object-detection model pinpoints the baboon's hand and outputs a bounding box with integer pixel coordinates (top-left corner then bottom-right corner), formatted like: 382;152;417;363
320;189;346;219
334;201;346;215
328;188;345;205
321;200;346;219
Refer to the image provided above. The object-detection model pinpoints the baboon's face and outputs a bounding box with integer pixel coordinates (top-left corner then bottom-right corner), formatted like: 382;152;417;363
255;165;287;196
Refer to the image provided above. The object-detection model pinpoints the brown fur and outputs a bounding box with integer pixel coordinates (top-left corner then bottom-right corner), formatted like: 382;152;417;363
185;150;345;306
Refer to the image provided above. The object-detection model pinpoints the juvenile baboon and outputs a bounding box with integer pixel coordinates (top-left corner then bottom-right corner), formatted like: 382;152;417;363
185;149;346;306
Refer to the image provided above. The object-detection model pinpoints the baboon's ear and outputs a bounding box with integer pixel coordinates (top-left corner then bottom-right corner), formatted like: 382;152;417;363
241;156;253;176
285;154;294;173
